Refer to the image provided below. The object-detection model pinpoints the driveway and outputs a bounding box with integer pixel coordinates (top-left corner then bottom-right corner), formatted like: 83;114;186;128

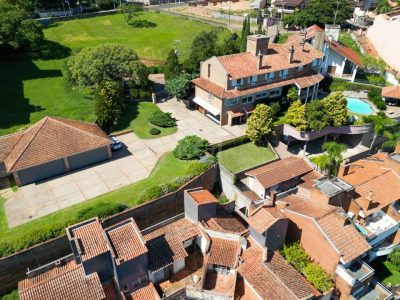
158;98;246;144
4;133;178;228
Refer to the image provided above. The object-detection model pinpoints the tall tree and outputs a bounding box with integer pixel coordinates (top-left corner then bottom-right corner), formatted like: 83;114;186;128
67;43;148;88
246;104;274;145
282;0;353;27
286;86;299;102
306;100;330;131
286;99;308;131
95;81;125;133
314;142;347;178
164;49;181;80
0;2;43;51
184;30;218;74
321;92;349;127
240;16;251;52
363;113;398;151
165;73;191;100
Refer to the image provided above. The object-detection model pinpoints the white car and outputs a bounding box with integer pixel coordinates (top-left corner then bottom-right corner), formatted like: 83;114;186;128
111;137;122;151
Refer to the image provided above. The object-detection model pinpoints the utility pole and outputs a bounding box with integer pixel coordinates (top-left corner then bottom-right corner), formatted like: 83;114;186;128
228;0;231;27
333;2;340;25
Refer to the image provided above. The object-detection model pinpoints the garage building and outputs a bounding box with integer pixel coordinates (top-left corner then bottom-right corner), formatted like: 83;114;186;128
0;116;112;186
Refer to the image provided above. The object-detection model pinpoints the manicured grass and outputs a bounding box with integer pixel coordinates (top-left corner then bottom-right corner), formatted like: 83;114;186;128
113;102;177;138
339;33;362;55
44;12;227;61
0;152;192;255
0;12;229;136
217;142;276;173
372;259;400;286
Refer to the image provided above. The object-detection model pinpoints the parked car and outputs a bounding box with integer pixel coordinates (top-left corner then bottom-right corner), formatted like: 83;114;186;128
111;137;122;151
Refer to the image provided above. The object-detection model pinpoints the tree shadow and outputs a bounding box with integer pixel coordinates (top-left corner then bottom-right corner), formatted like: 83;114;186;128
112;102;139;132
32;40;72;60
129;19;157;28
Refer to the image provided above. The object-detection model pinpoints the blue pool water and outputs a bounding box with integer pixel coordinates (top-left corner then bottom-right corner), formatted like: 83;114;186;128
346;97;373;115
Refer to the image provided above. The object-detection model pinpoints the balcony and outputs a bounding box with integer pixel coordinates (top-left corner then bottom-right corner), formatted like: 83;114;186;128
354;211;399;247
351;279;393;300
336;260;374;287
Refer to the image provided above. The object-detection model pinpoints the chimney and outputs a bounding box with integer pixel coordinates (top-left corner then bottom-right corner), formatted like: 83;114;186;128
324;24;341;42
288;45;295;63
246;34;270;56
270;190;277;206
257;50;263;70
338;163;350;178
366;191;375;210
314;29;325;51
299;28;307;51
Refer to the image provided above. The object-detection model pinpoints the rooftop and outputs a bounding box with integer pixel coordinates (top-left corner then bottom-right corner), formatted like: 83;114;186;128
314;177;354;197
105;219;148;265
246;157;314;189
204;207;248;234
18;261;105;300
0;116;111;172
188;189;218;205
126;282;161;300
207;237;241;269
382;86;400;99
248;205;286;234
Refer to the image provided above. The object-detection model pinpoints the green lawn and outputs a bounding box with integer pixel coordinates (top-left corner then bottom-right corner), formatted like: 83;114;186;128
217;142;276;173
0;152;193;256
0;12;229;136
372;259;400;286
276;33;291;44
113;102;177;138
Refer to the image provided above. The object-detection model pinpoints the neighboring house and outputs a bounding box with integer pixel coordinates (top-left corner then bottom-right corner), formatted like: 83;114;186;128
0;116;112;186
338;154;400;259
19;188;322;300
289;25;364;82
192;34;324;126
244;157;314;199
382;86;400;106
270;0;307;14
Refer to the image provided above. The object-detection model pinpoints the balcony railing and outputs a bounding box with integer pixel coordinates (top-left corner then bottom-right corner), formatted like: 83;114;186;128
335;260;374;287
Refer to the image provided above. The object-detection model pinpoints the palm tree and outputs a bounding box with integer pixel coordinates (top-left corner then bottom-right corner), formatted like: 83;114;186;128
364;114;398;151
314;142;347;179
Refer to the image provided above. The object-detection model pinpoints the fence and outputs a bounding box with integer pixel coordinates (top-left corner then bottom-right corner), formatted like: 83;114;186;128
0;166;218;296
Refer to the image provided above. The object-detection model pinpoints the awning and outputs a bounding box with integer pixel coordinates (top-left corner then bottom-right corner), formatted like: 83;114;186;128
193;96;221;116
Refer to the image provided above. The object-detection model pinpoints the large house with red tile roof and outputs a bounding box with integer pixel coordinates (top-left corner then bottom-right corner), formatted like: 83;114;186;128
0;116;112;186
192;34;324;126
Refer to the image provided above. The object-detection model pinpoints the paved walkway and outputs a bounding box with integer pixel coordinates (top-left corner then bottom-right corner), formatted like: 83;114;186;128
4;101;245;228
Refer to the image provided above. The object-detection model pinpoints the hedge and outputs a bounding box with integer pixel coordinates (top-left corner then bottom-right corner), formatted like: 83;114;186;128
208;135;250;155
149;111;176;128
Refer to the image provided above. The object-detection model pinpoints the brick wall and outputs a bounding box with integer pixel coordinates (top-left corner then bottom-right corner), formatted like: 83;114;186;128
0;166;218;296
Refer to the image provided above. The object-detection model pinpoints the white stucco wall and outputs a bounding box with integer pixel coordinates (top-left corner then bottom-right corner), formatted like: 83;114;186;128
321;46;345;76
367;14;400;73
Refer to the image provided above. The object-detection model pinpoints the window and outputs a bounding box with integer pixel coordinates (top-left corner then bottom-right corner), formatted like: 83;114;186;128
207;64;211;78
232;78;243;87
312;59;318;66
269;88;281;97
265;72;275;82
279;69;288;78
297;65;304;71
248;75;258;84
208;93;214;101
242;95;254;104
255;91;268;99
226;98;239;106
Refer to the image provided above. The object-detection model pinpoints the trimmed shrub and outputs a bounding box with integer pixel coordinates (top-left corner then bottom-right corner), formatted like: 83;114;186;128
76;202;127;220
149;111;176;128
149;127;161;135
366;74;386;85
368;89;386;110
270;102;281;117
208;135;250;155
173;136;209;160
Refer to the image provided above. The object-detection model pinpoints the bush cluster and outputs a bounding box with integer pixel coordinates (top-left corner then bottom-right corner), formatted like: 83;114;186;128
368;89;386;110
208;135;250;155
149;127;161;135
282;242;334;292
173;136;209;160
149;111;176;128
77;202;127;220
147;64;164;74
130;89;151;99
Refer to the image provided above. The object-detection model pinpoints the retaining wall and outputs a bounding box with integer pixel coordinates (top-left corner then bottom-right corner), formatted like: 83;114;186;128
0;166;218;295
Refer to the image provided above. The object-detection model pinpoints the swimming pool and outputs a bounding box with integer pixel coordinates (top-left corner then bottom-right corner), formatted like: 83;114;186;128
346;97;373;115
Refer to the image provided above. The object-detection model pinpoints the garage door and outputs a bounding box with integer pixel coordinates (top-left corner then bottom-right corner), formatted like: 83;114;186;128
68;147;109;171
18;159;66;185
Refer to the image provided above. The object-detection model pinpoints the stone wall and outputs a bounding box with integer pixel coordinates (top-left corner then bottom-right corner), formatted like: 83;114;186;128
0;166;218;295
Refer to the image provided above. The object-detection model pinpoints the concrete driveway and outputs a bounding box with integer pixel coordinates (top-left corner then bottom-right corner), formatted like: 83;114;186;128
4;132;179;228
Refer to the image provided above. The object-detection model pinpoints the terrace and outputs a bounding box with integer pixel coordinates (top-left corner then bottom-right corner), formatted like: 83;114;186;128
336;260;374;287
352;279;393;300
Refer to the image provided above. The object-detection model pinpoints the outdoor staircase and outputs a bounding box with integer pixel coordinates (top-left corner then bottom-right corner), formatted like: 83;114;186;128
0;178;13;200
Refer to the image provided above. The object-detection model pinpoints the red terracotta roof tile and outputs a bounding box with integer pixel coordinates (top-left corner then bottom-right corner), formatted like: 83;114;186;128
208;237;241;268
0;132;23;162
102;281;120;300
246;157;313;189
382;86;400;99
205;208;248;234
188;189;218;205
248;206;286;234
106;219;148;265
327;40;364;68
18;262;105;300
68;219;109;262
126;283;160;300
3;116;111;172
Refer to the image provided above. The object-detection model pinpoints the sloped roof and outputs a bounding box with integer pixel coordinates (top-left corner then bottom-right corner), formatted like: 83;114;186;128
188;189;218;205
382;86;400;99
18;261;105;300
126;283;161;300
2;116;111;172
105;219;148;265
204;207;248;234
327;40;364;68
0;132;23;162
246;157;313;189
248;206;286;234
208;237;241;268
